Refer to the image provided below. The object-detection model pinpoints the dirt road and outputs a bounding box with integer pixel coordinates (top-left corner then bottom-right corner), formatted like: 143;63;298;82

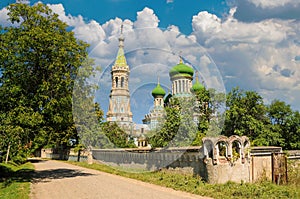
30;160;210;199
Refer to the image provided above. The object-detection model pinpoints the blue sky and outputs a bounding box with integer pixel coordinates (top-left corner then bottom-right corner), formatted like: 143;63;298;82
4;0;230;34
1;0;300;124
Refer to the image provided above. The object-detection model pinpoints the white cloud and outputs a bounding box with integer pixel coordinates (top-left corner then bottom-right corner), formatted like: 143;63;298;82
192;8;291;45
166;0;174;3
16;0;30;4
47;3;107;48
133;7;160;28
73;20;106;46
248;0;300;9
191;7;300;109
47;4;85;27
0;7;10;27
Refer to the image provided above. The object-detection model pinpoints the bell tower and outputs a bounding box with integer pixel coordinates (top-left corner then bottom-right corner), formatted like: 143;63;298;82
106;25;133;130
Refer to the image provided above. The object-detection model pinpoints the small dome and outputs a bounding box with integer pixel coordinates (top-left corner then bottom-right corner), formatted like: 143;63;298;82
191;81;205;92
152;83;166;97
169;60;194;78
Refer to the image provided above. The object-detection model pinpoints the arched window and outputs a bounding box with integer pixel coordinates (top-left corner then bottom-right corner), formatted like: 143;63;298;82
121;77;125;87
217;141;227;157
232;140;241;160
115;77;118;88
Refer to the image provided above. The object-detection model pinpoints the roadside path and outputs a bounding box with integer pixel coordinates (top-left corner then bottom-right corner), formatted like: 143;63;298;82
30;160;210;199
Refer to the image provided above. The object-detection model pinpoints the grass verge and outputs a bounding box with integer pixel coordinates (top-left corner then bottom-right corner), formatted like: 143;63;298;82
0;162;34;199
68;161;300;199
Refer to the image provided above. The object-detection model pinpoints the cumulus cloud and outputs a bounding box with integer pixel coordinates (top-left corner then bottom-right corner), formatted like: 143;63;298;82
133;7;160;28
47;3;107;48
193;8;291;45
191;7;300;110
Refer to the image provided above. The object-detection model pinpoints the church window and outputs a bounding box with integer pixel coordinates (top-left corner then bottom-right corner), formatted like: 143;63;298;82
121;77;125;87
115;77;119;88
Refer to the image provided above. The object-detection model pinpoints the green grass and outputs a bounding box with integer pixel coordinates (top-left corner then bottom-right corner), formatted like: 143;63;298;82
68;161;300;199
0;162;34;199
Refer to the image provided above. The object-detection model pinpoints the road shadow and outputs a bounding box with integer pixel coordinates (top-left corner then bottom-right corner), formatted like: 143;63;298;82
28;158;46;163
30;159;94;183
31;168;95;183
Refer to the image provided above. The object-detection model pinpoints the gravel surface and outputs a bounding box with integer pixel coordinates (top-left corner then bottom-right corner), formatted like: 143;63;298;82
30;160;211;199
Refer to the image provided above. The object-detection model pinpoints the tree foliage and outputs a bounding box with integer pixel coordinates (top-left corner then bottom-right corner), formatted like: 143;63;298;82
223;87;300;150
149;98;181;147
223;87;267;140
149;87;225;147
0;3;92;162
101;122;135;148
265;100;300;149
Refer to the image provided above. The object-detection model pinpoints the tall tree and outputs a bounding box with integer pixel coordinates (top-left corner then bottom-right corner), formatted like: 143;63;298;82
149;98;181;147
223;87;268;141
264;100;300;149
288;111;300;149
0;3;92;161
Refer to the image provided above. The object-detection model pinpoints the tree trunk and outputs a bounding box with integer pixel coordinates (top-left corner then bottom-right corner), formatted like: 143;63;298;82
5;144;11;164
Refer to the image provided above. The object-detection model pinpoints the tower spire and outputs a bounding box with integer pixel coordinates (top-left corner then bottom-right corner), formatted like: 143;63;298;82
119;23;124;46
114;23;127;67
179;51;183;64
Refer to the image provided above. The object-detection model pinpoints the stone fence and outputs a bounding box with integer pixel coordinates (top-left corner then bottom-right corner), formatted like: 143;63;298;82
40;135;293;184
92;135;252;184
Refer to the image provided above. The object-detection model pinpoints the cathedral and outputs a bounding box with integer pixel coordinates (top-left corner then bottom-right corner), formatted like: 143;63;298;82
106;27;205;134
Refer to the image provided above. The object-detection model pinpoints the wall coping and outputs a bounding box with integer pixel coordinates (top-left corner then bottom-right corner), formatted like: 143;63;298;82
92;146;202;153
250;146;282;156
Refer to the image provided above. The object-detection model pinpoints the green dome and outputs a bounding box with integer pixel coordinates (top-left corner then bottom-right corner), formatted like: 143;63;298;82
169;62;194;78
191;81;205;92
152;83;166;97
